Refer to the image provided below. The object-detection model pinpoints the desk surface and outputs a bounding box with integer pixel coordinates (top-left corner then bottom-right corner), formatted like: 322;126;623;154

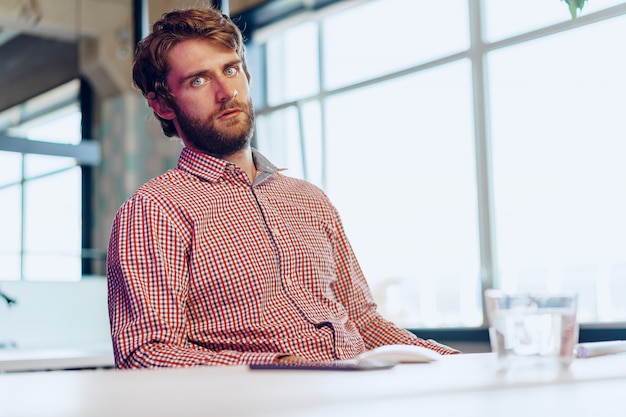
0;344;114;372
2;352;626;417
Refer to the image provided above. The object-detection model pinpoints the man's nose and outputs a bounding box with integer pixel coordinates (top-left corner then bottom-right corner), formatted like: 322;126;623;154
216;81;238;103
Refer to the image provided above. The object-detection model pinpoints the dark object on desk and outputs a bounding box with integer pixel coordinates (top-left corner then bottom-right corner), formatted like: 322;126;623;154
249;360;396;371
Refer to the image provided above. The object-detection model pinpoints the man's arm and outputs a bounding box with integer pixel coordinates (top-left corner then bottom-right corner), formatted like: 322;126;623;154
107;195;287;368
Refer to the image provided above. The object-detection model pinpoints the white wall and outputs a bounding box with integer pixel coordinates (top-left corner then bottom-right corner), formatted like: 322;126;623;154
0;276;110;349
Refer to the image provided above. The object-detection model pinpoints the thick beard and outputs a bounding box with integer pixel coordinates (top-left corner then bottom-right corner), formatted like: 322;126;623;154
175;99;255;159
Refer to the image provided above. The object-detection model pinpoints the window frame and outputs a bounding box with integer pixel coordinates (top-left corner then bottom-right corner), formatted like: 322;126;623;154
0;78;100;281
234;0;626;344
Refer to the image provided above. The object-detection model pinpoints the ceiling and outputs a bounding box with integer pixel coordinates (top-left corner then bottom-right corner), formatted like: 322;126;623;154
0;0;132;115
0;31;79;113
0;0;339;115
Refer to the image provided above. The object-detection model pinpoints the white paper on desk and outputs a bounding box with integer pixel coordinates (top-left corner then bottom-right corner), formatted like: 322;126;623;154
575;340;626;358
355;344;442;363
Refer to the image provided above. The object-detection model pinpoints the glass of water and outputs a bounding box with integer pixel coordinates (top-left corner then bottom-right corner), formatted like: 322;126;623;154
485;289;579;369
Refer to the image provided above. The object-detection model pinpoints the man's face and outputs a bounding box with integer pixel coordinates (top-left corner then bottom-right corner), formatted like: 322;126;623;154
171;88;255;158
151;39;254;158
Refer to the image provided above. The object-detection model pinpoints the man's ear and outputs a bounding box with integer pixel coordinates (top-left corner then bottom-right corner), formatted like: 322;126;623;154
147;92;176;120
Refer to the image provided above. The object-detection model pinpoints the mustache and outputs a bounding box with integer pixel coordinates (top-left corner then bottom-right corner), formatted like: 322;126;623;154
215;98;255;117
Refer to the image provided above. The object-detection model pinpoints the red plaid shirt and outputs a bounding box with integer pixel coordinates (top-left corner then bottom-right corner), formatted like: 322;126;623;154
107;148;458;368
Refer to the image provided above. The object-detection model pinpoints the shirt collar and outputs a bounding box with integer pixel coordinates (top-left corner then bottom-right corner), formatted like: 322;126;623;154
251;148;281;186
177;147;281;184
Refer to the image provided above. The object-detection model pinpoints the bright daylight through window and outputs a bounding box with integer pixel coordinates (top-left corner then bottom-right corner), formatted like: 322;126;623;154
250;0;626;328
0;80;83;281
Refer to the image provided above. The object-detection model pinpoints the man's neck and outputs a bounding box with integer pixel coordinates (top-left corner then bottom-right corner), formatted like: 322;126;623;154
222;146;256;181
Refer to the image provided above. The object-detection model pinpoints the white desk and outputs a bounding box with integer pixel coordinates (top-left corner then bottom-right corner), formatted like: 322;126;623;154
0;344;114;372
2;352;625;417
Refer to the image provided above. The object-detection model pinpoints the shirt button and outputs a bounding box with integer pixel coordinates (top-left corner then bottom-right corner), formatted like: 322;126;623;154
284;277;292;286
272;227;280;235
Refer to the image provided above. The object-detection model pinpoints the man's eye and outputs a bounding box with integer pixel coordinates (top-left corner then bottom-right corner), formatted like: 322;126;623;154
225;67;238;77
191;77;205;86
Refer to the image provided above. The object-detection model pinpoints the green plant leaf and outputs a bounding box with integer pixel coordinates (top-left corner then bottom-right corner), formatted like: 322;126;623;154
562;0;588;20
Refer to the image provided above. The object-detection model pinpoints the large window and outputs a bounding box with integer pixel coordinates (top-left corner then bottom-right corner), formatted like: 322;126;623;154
487;6;626;323
247;0;626;328
0;80;93;281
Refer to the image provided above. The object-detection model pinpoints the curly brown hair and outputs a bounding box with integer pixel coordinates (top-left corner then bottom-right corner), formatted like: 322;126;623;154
132;7;250;137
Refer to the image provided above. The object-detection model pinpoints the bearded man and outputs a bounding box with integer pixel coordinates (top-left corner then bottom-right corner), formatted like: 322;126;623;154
107;6;459;369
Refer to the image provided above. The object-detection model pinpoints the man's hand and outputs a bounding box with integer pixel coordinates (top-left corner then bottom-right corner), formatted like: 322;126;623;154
276;355;309;364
